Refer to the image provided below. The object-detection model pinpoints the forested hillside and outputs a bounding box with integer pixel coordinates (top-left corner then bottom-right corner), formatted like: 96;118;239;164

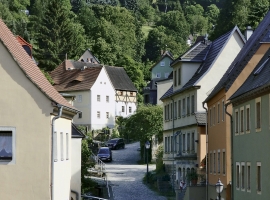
0;0;269;103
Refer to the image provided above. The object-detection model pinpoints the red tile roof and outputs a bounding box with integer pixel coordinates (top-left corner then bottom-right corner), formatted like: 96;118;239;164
0;19;78;112
50;60;102;91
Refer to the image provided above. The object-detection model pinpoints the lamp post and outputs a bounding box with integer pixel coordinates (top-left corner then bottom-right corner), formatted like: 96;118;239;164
215;178;223;200
145;141;150;183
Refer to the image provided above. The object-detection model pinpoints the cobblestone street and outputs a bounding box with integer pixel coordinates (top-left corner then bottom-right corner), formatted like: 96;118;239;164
106;142;167;200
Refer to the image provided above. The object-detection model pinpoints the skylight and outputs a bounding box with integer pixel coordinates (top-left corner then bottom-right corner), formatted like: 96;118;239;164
254;57;270;75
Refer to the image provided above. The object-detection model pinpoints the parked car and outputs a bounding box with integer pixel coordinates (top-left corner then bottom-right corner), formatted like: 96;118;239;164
97;147;112;162
106;138;125;150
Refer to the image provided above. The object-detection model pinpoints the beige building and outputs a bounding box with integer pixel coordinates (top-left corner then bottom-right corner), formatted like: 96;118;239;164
0;19;80;200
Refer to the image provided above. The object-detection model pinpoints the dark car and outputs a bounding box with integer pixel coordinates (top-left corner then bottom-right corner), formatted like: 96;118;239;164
97;147;112;162
106;138;125;150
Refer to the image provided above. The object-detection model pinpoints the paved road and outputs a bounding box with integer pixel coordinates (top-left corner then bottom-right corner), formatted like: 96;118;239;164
106;142;167;200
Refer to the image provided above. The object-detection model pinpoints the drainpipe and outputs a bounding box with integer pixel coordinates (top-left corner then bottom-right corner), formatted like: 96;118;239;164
71;190;79;200
170;97;175;192
51;104;63;200
225;102;233;200
202;102;208;200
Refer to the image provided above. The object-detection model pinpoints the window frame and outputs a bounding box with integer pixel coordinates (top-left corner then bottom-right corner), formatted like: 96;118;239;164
129;107;132;113
178;100;181;118
240;106;244;134
257;162;261;194
222;150;226;175
236;162;240;190
255;97;261;132
217;150;221;174
97;111;100;118
77;95;82;103
122;106;125;112
247;162;251;192
97;95;101;102
235;109;239;135
160;61;165;66
106;95;109;102
241;162;245;191
0;127;16;164
178;68;181;85
217;103;220;123
246;105;250;133
106;112;109;119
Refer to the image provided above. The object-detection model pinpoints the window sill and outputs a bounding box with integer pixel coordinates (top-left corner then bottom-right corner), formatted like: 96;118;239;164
182;115;186;118
247;189;251;193
235;132;239;136
246;130;250;134
240;131;245;135
241;188;245;192
257;191;262;195
256;128;261;132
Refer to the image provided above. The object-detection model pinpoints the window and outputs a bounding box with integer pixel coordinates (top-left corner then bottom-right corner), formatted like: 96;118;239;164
222;151;226;174
156;72;161;78
240;107;244;133
174;102;177;118
187;133;190;151
191;95;195;113
217;103;220;123
130;92;133;96
210;108;212;126
174;71;177;87
66;133;69;160
257;162;261;193
160;61;165;66
178;100;181;118
246;105;250;132
129;107;132;113
213;106;216;125
256;98;261;131
236;162;240;189
171;103;173;119
97;111;100;118
60;132;64;161
241;162;245;190
171;136;173;152
247;162;251;191
97;95;100;102
0;130;13;161
183;134;186;152
106;96;109;102
178;68;181;85
164;137;167;152
78;112;82;118
187;96;190;115
53;131;58;162
120;91;123;95
106;112;109;119
122;106;125;112
168;136;171;152
182;98;186;116
213;152;216;173
218;151;220;173
77;95;82;102
222;100;225;121
191;132;195;151
165;73;169;78
210;153;212;173
235;110;239;134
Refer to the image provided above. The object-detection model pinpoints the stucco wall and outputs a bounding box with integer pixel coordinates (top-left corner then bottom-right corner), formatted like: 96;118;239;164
157;79;173;105
0;41;52;199
151;56;173;80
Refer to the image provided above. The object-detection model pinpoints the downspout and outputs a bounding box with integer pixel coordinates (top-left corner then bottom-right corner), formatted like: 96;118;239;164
51;104;63;200
202;102;208;200
71;190;79;200
225;102;233;200
171;97;175;192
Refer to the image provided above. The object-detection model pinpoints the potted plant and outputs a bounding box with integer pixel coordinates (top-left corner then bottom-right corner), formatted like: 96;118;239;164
187;171;198;185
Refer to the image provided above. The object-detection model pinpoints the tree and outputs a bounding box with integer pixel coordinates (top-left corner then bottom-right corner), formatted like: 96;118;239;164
34;0;86;71
205;4;220;34
248;0;269;28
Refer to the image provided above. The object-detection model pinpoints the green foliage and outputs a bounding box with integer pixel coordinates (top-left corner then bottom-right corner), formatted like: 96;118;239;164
41;70;54;85
125;104;163;142
187;170;198;180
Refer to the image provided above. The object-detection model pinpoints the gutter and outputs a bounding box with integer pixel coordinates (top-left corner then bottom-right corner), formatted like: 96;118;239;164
202;102;208;200
51;104;63;200
225;102;234;200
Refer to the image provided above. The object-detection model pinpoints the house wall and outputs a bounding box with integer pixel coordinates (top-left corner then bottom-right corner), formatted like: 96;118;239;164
52;117;72;200
197;31;245;113
115;90;137;118
91;67;115;130
79;50;99;63
151;56;173;80
233;94;270;200
71;138;82;200
157;79;173;105
0;42;52;199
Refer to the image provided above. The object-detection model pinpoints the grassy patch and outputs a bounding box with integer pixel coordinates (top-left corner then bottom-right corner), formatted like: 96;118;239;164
142;25;154;38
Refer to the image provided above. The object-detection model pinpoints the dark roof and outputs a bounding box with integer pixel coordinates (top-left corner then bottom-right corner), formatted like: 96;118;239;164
50;60;103;92
104;66;137;92
171;41;210;66
229;48;270;100
204;11;270;103
195;112;206;125
161;26;242;100
0;19;78;112
72;123;85;138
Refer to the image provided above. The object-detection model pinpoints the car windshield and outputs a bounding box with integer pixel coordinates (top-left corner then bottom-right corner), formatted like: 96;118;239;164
108;140;117;143
98;149;109;154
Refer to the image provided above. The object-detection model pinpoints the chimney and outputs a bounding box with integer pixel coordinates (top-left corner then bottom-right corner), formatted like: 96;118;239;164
245;26;253;41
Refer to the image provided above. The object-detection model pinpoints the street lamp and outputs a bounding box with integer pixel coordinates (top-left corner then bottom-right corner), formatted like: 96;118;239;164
145;141;150;183
215;178;223;200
